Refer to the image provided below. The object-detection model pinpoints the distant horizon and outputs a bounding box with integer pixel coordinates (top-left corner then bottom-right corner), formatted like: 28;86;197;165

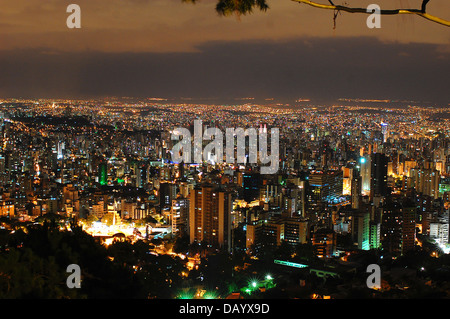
1;95;448;108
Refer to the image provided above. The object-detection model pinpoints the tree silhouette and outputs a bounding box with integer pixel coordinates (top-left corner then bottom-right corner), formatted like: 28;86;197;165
0;222;149;298
0;248;80;299
173;234;190;254
183;0;450;27
274;240;293;261
183;0;268;16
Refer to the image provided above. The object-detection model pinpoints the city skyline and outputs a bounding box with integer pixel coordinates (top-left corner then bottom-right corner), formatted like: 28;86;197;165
1;0;450;302
1;98;450;300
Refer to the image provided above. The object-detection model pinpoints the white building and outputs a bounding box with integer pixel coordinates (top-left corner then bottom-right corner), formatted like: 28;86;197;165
430;211;449;247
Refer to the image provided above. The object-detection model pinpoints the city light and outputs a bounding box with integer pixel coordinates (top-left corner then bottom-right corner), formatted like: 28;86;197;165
0;96;449;301
203;291;218;299
0;0;449;304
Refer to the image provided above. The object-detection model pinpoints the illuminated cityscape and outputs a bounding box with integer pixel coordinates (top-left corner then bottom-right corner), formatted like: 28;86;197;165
0;0;449;304
1;98;450;299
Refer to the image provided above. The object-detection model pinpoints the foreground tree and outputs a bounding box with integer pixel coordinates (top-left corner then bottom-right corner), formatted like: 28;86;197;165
1;222;186;298
183;0;450;27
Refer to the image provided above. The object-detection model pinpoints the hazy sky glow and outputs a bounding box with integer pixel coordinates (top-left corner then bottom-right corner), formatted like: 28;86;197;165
0;0;449;103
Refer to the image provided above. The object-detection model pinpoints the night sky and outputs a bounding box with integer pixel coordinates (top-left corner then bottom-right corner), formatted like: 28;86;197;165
0;0;449;104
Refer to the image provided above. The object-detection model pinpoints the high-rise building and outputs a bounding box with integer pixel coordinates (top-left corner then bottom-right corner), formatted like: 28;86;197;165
381;198;416;257
342;167;353;195
351;211;370;250
160;182;177;208
57;141;65;160
370;153;388;199
308;169;343;204
369;221;381;249
281;184;303;217
98;162;108;186
402;204;416;254
429;211;449;247
171;198;189;236
404;160;418;177
408;168;440;199
136;164;148;188
351;170;362;210
381;122;389;143
243;172;261;203
189;185;232;251
360;155;371;196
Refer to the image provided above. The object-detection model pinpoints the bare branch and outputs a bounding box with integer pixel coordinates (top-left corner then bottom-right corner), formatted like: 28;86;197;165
291;0;450;27
421;0;430;13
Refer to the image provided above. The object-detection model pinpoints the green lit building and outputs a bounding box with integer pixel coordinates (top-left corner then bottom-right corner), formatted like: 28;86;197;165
351;211;370;251
369;221;381;249
98;162;108;186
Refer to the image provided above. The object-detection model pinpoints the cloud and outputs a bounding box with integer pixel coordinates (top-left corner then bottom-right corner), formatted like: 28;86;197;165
0;37;447;103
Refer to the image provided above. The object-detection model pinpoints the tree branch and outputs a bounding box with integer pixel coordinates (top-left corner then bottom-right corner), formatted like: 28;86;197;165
421;0;430;13
292;0;450;27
